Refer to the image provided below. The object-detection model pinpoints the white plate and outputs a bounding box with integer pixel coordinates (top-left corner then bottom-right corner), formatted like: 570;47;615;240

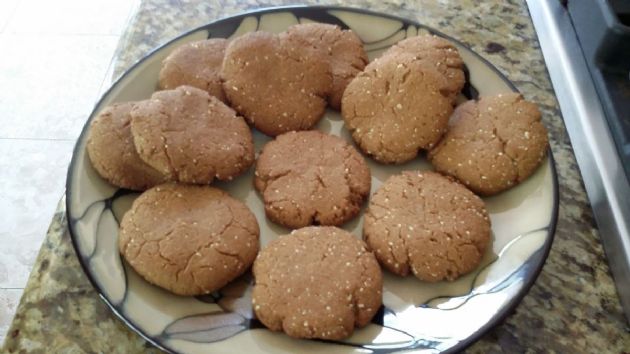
66;6;559;354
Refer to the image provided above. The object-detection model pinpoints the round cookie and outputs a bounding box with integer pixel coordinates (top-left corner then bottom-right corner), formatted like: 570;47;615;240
284;23;368;110
252;226;382;340
254;131;371;229
221;31;332;136
363;171;490;282
380;34;465;103
87;102;168;191
159;39;228;102
342;54;453;164
130;85;254;184
428;93;549;196
119;183;259;296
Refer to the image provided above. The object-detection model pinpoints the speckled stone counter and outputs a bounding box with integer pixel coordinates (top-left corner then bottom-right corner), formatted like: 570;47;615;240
3;0;630;353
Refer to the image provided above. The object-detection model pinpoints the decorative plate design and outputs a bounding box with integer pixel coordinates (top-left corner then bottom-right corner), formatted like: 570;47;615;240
66;6;558;354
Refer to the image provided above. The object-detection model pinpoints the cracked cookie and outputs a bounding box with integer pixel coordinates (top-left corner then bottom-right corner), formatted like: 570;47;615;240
119;183;260;296
252;226;382;340
159;38;228;103
130;85;254;184
87;102;169;191
254;130;371;229
284;23;367;110
428;93;549;196
379;34;465;104
221;31;332;136
363;171;490;282
341;54;453;164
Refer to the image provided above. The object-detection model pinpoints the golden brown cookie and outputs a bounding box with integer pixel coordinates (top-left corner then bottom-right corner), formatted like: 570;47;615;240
284;23;367;110
252;226;382;340
158;39;228;102
119;183;259;296
342;54;453;164
130;86;254;184
254;131;371;229
428;93;549;196
380;34;465;103
221;31;332;136
86;102;168;191
363;171;490;282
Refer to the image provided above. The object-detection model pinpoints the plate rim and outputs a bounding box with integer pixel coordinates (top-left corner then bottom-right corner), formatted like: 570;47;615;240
65;5;560;354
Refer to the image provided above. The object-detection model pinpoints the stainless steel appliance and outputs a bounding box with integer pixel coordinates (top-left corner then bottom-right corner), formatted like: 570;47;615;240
527;0;630;320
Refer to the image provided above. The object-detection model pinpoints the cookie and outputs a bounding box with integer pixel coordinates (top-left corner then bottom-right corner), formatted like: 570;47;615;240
119;183;259;296
252;226;382;340
254;131;371;229
380;34;465;103
158;39;228;102
130;85;254;184
284;23;367;110
221;31;332;136
86;102;168;191
342;54;453;164
363;171;490;282
428;93;549;196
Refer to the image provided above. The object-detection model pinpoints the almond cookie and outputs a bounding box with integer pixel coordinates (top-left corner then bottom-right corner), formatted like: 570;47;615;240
252;226;382;340
380;34;465;103
363;171;490;282
254;131;370;229
86;102;168;191
130;85;254;184
428;93;549;196
119;183;259;296
284;23;368;110
342;54;453;164
221;31;332;136
158;39;228;102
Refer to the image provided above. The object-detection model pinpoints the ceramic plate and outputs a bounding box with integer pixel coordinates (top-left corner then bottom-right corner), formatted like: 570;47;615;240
66;6;558;354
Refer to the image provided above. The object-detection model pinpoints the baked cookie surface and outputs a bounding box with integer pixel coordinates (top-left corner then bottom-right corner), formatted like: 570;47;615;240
363;171;490;282
342;54;453;164
119;183;260;296
380;34;465;103
254;130;371;229
252;226;382;340
284;23;367;110
428;93;549;195
87;102;168;191
130;86;254;184
158;39;228;102
221;31;332;136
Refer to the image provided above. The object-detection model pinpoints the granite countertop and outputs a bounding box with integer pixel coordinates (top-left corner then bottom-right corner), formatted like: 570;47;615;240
3;0;629;353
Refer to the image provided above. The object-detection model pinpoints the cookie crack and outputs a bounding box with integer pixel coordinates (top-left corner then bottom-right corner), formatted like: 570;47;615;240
314;170;327;189
121;214;149;259
392;222;409;270
490;118;520;183
154;104;180;179
258;169;293;192
176;214;238;284
224;201;258;237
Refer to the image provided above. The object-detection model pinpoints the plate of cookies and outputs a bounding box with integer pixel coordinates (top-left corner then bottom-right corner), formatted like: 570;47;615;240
66;5;558;354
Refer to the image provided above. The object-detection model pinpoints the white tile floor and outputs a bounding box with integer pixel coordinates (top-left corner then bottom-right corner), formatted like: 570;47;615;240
0;0;136;343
